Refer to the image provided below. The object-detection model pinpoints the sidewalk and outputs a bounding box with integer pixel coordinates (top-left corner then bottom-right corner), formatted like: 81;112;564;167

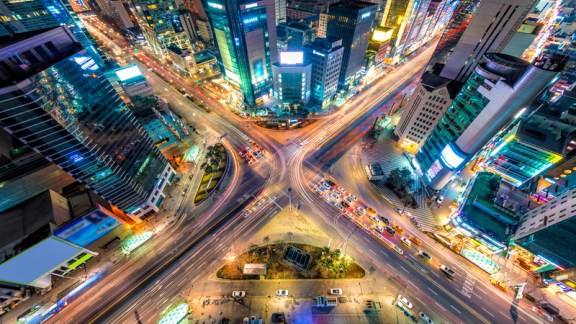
358;129;438;232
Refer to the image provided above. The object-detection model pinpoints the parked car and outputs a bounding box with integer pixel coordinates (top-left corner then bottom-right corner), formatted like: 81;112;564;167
490;279;508;292
409;236;422;246
356;207;366;214
397;295;413;309
370;216;379;223
232;291;246;298
375;225;384;233
400;236;412;247
392;224;404;235
341;201;350;208
419;312;434;324
440;265;455;278
276;289;289;296
385;226;396;236
418;251;432;262
330;288;343;295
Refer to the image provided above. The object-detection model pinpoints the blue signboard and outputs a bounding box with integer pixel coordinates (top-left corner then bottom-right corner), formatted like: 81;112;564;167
54;209;120;247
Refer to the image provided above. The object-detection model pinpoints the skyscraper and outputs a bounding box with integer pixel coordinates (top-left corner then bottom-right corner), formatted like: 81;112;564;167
303;37;344;109
426;0;537;82
0;0;107;67
416;53;564;190
133;0;191;54
513;184;576;269
202;0;277;107
0;27;174;222
325;1;376;88
272;52;312;109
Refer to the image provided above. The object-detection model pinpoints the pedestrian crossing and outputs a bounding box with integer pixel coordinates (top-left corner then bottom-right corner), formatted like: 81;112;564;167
360;133;437;232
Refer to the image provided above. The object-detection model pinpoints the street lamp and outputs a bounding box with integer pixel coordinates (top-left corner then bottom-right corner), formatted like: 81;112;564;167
288;188;292;210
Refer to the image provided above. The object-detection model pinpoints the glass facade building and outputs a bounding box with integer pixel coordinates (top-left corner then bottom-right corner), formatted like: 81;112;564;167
203;0;276;107
0;0;107;68
0;27;172;220
325;1;377;88
417;53;564;190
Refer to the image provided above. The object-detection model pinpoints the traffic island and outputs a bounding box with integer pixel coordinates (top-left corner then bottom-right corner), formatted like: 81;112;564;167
216;243;365;280
193;143;227;204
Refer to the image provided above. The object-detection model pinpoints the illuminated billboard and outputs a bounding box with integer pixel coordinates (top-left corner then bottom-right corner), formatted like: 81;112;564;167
115;65;143;81
0;237;83;287
280;52;304;65
54;208;120;247
372;28;393;42
440;143;467;169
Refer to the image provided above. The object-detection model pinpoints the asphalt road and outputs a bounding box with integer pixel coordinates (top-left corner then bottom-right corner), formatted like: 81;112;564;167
43;18;550;324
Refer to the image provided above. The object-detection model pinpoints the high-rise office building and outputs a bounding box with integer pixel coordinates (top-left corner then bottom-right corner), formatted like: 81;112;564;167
303;37;343;109
272;52;312;109
379;0;430;61
395;72;462;153
93;0;135;29
275;0;286;25
426;0;537;82
416;53;564;190
325;1;376;88
513;184;576;269
133;0;191;54
0;27;174;222
482;93;576;187
203;0;277;107
0;0;107;67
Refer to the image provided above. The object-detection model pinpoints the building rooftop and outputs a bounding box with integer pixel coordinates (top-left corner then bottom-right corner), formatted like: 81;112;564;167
420;71;463;98
194;50;217;64
0;27;82;88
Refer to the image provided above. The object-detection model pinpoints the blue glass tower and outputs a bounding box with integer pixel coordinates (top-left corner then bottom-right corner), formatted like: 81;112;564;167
202;0;277;107
0;27;173;221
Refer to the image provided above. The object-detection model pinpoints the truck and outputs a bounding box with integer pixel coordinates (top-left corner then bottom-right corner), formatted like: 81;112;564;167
440;265;455;278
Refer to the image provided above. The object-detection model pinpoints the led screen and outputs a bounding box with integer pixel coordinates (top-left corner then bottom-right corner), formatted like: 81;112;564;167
440;143;466;169
54;209;120;247
280;52;303;65
115;65;143;81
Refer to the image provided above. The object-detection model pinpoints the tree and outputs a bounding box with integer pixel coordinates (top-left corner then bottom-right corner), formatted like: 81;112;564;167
385;167;413;192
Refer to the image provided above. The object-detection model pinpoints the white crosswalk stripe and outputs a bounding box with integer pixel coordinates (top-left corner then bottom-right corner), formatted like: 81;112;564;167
360;132;437;232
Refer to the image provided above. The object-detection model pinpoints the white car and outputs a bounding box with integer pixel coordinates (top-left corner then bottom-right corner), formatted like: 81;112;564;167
232;291;246;298
400;236;412;247
393;246;404;255
242;210;253;218
419;312;434;324
332;190;342;196
398;295;413;309
338;187;346;193
436;196;444;204
374;225;384;233
316;188;323;194
276;289;289;297
344;196;353;204
356;207;366;214
370;216;379;223
331;192;340;200
333;203;343;211
349;194;358;201
330;288;343;295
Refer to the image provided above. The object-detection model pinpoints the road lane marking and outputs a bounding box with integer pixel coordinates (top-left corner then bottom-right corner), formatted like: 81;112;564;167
435;302;447;312
450;305;462;314
499;311;511;319
482;308;494;317
427;287;438;295
400;266;409;273
408;281;418;288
